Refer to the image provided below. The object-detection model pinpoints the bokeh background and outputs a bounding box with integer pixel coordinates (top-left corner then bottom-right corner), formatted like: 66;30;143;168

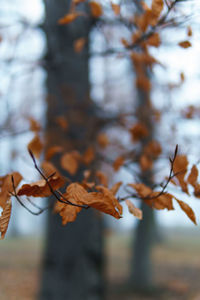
1;0;200;299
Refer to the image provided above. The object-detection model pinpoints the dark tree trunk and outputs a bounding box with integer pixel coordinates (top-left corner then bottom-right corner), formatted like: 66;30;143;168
39;1;104;299
129;76;157;290
130;203;156;290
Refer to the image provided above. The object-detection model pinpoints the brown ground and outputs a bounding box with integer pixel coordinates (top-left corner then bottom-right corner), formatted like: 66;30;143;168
0;229;200;300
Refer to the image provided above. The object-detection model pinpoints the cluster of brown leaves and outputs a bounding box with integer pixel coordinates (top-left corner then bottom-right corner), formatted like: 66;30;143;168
127;153;199;225
0;1;197;239
58;0;122;27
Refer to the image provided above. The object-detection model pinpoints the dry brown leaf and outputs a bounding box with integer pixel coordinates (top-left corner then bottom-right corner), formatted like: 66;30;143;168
88;186;122;218
53;187;84;225
142;32;161;47
17;175;65;198
60;151;80;175
129;122;149;142
0;172;22;209
89;1;103;18
29;117;41;132
41;160;61;178
97;133;109;148
178;41;192;48
150;0;164;25
74;37;86;53
144;140;162;158
194;184;200;198
128;183;152;198
58;12;82;25
96;185;123;215
140;154;153;171
53;200;65;214
60;204;82;225
82;146;95;165
175;197;197;225
113;156;124;171
173;155;188;193
0;199;12;239
64;183;122;219
152;192;174;210
134;9;152;32
121;38;130;48
187;165;198;188
28;134;43;159
45;146;63;161
111;3;120;15
65;183;89;203
126;200;143;220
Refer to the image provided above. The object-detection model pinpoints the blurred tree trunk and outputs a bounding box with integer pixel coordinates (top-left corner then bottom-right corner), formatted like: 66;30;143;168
39;1;104;300
129;83;157;290
128;1;158;281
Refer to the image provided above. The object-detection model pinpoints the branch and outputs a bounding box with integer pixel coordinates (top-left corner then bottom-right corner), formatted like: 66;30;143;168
28;149;89;209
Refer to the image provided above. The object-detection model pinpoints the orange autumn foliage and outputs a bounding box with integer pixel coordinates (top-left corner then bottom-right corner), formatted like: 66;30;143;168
0;0;199;239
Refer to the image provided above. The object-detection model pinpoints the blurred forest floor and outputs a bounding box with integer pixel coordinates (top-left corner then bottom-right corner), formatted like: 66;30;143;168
0;228;200;300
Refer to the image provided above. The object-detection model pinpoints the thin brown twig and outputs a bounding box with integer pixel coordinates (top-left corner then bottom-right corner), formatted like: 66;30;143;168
28;149;89;209
11;176;48;216
120;145;179;202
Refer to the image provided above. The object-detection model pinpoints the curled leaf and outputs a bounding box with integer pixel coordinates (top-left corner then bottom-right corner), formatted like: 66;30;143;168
175;197;197;225
173;155;188;193
126;200;142;220
0;172;22;209
28;134;43;159
17;175;65;198
64;183;122;219
0;199;12;239
152;192;174;210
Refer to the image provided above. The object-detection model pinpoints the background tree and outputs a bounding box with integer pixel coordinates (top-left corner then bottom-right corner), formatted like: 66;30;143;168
39;0;104;299
0;1;199;299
